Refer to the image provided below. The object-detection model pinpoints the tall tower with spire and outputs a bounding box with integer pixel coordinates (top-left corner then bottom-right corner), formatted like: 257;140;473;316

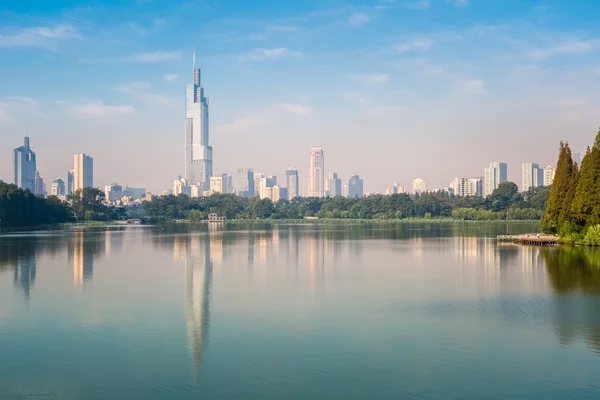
185;48;212;189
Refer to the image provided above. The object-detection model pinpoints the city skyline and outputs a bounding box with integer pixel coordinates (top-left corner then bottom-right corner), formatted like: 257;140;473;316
1;0;599;193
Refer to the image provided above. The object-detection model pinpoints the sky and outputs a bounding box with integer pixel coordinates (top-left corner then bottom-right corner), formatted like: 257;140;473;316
1;0;600;194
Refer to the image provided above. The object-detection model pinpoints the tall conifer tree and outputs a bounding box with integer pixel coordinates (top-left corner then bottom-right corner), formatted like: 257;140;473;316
571;130;600;227
542;142;573;232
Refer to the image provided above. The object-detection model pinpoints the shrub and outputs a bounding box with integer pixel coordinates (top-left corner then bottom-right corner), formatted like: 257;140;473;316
584;225;600;246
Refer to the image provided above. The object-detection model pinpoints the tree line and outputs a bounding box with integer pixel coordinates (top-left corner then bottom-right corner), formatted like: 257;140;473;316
141;183;549;222
542;129;600;244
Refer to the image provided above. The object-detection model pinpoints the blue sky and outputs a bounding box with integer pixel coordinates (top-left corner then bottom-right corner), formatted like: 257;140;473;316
1;0;600;193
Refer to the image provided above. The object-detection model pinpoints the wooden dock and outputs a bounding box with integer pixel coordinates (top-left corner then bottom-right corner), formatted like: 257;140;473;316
497;234;559;246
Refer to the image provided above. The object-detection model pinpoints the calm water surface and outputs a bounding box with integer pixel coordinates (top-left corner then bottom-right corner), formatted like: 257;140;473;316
2;222;600;399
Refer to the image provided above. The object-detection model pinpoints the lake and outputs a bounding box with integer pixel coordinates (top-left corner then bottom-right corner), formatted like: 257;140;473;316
1;222;600;399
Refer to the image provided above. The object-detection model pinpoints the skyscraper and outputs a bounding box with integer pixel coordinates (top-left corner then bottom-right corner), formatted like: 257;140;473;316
326;172;342;197
413;178;426;194
347;175;364;198
521;163;544;192
73;153;93;192
50;178;66;196
13;137;36;192
34;171;45;196
286;168;299;199
484;162;507;196
543;165;555;187
67;169;74;195
234;168;254;198
308;147;325;197
451;177;483;197
185;50;212;190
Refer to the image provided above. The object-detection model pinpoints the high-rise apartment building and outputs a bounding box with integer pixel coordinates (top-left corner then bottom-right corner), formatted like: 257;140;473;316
286;168;299;199
484;162;507;196
253;173;265;197
308;147;325;197
347;175;364;198
326;171;342;197
451;177;483;197
543;165;555;187
73;153;93;192
209;174;230;194
185;51;212;190
13;137;36;192
521;163;544;192
234;168;254;198
413;178;426;194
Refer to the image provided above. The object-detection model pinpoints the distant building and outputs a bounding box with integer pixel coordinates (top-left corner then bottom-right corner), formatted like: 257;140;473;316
326;171;342;197
521;163;544;192
484;162;507;196
347;175;364;198
174;176;190;196
451;177;483;197
386;182;406;195
13;137;36;192
413;178;426;194
73;153;93;192
342;184;348;197
543;165;555;186
234;168;254;198
272;186;288;202
67;169;74;195
50;178;66;196
34;171;45;196
105;183;123;202
308;147;325;197
210;174;230;194
286;168;300;199
253;173;265;197
259;175;277;198
190;184;203;198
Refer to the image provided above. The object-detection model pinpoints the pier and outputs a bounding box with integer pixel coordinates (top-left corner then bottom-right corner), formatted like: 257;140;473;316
496;234;559;246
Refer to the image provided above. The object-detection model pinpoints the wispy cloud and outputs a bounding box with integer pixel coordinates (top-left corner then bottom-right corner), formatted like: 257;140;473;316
124;51;182;63
239;47;303;62
0;25;79;48
114;81;171;104
265;25;303;32
343;91;405;115
65;102;135;118
396;38;434;53
163;73;180;81
0;96;39;122
348;13;370;28
530;39;599;59
216;115;266;135
403;0;430;9
460;79;486;95
348;73;390;85
450;0;469;7
278;103;312;116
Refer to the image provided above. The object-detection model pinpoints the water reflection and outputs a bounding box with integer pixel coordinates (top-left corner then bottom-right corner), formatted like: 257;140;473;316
542;247;600;354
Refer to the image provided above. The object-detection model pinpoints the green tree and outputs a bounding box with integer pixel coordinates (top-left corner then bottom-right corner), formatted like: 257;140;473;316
68;187;108;221
187;209;205;222
488;182;520;212
559;161;579;227
543;142;574;232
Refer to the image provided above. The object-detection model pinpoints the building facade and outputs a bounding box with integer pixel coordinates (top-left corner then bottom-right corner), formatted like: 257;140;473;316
543;165;555;187
209;174;230;194
272;186;288;202
484;162;507;196
13;137;36;192
67;169;74;195
326;172;342;197
451;177;483;197
34;171;45;196
185;51;213;190
234;168;254;198
521;163;544;192
51;178;66;197
413;178;426;194
174;176;190;196
73;153;93;192
308;147;325;197
347;175;364;198
286;168;299;199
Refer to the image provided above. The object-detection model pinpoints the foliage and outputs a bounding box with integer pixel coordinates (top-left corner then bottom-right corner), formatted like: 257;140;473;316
542;142;575;233
571;131;600;228
187;210;205;222
488;182;521;212
68;187;110;221
0;181;74;226
584;225;600;246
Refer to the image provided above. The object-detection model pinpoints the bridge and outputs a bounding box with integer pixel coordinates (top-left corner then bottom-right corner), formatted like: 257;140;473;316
497;234;559;246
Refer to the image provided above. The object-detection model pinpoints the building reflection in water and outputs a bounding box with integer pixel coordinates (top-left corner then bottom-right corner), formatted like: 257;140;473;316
13;256;36;302
70;230;94;287
179;234;213;376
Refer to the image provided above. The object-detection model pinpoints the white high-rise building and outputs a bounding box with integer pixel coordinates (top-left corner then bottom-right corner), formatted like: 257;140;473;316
286;168;299;199
308;147;325;197
451;177;483;197
73;153;93;192
326;171;341;197
209;174;230;194
413;178;426;194
543;165;555;187
174;176;190;196
484;162;507;196
185;51;212;190
521;163;544;192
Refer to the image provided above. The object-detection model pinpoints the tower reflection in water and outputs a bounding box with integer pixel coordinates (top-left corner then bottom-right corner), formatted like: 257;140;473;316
69;230;94;287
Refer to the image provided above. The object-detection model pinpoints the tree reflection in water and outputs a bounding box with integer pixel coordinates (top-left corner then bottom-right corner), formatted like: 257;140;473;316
542;247;600;354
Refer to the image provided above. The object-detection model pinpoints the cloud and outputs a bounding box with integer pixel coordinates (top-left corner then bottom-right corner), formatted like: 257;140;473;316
348;13;370;28
0;25;79;47
460;79;486;95
163;73;180;81
278;103;312;116
114;81;171;104
240;47;303;62
215;115;266;134
65;102;135;118
0;96;39;122
265;25;302;32
343;91;404;115
450;0;469;7
348;73;390;85
396;38;434;53
530;40;598;59
124;51;182;62
402;0;430;9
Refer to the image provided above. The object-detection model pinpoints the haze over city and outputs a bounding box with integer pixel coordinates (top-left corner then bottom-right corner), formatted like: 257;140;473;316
1;0;599;193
